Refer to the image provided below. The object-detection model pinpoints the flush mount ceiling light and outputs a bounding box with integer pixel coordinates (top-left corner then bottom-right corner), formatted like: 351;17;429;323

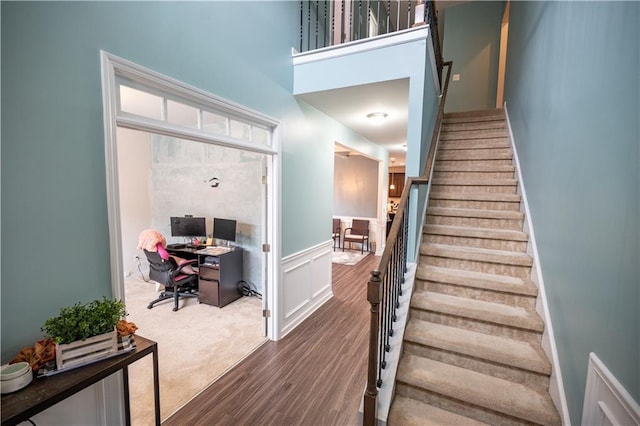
366;112;388;125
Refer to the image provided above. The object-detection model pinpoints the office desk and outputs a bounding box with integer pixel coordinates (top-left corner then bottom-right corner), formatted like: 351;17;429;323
167;245;244;308
1;335;160;426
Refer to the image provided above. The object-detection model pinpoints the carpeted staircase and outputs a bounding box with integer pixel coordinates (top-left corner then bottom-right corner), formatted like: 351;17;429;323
388;109;562;425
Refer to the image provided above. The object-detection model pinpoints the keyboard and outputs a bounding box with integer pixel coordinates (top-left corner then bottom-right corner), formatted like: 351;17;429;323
166;243;185;249
186;244;206;249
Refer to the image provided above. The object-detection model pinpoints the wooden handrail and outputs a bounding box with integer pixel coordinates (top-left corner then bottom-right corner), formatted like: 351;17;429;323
363;60;453;425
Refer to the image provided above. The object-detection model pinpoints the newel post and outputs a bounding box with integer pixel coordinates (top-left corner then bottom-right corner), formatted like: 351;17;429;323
363;270;382;425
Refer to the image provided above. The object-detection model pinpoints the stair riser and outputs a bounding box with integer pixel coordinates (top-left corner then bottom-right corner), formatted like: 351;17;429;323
433;170;515;179
439;140;511;150
429;198;521;211
434;164;514;172
395;383;539;426
403;342;551;392
410;309;543;344
440;130;509;141
437;151;512;161
443;122;506;132
436;159;514;167
424;233;528;252
431;184;518;194
426;215;524;231
420;255;532;278
415;280;536;309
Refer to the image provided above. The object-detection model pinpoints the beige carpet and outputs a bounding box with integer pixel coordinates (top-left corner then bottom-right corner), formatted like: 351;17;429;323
332;249;370;266
124;275;266;425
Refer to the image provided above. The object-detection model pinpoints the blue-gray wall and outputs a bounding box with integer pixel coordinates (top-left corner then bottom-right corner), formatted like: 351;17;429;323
443;1;504;112
0;1;359;362
504;1;639;423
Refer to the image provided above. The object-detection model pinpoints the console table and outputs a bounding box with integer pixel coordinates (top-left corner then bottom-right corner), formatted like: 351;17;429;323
1;335;160;426
167;245;244;308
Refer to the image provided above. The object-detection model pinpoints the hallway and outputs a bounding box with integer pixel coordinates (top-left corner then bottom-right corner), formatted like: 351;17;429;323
165;253;379;425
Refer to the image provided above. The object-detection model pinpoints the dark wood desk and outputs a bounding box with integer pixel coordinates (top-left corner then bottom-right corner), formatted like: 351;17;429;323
167;245;244;308
1;335;159;426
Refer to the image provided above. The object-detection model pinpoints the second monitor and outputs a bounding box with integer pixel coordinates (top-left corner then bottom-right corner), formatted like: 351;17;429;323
213;217;236;244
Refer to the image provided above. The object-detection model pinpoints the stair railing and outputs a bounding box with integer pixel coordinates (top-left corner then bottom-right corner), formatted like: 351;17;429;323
363;60;452;425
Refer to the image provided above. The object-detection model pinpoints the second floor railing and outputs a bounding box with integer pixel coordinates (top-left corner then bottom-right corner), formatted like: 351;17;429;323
362;60;453;425
299;1;442;79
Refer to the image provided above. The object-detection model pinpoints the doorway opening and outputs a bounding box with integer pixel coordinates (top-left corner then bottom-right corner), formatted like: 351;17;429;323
101;51;280;422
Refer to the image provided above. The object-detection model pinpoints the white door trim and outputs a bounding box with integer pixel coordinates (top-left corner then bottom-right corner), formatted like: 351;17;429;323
100;51;281;421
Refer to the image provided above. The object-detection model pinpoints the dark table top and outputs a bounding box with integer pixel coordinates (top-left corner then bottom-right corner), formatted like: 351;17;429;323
1;334;157;426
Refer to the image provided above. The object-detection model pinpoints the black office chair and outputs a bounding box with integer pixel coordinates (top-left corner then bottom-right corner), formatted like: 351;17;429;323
143;249;199;311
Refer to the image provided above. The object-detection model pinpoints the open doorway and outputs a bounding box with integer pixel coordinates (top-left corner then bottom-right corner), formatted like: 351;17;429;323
332;142;383;257
116;127;268;423
101;52;280;423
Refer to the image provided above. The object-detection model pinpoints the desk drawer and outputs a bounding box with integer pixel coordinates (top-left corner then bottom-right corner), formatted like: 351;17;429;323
198;278;219;306
199;265;220;280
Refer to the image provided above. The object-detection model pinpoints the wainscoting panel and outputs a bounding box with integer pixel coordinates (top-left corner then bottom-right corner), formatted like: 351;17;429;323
280;241;334;337
582;353;640;426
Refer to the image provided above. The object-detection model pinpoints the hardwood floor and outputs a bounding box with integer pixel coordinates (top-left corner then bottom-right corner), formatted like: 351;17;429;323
164;253;379;426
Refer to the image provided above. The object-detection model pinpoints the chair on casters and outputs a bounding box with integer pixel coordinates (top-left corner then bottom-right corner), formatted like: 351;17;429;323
143;250;199;311
343;219;370;254
332;218;341;251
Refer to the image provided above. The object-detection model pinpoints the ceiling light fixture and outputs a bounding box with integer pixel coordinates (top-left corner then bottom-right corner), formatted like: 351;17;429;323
367;112;388;125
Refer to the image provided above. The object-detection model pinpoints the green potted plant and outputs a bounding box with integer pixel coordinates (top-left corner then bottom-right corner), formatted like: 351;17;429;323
41;297;127;370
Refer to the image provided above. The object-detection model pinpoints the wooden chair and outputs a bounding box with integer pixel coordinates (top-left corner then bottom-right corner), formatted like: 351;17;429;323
343;219;369;254
332;218;341;251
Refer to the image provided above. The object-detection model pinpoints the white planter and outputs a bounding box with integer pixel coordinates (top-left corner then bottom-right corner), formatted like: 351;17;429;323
55;329;118;370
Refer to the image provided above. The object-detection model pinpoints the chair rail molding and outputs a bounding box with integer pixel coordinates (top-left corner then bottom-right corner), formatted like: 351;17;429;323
582;352;640;426
280;241;334;338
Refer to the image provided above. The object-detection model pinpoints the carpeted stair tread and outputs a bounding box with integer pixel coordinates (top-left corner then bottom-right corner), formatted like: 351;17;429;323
422;243;533;267
444;109;504;119
404;319;551;375
443;119;506;129
429;191;521;203
431;178;518;187
411;291;544;332
427;207;524;220
434;163;515;172
417;265;538;296
440;130;509;141
439;139;511;150
389;395;490;426
397;355;561;425
424;224;529;242
436;148;512;159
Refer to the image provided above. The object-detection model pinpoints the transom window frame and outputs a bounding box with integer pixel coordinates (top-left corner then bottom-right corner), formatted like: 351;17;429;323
104;53;279;156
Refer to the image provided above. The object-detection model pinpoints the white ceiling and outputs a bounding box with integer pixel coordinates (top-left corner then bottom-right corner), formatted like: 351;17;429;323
297;78;410;166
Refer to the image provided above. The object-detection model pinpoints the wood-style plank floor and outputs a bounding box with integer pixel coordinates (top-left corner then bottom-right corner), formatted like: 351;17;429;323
164;253;379;426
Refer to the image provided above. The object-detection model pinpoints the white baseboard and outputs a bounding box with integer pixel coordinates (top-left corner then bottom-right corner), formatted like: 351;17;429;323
582;353;640;425
504;102;571;425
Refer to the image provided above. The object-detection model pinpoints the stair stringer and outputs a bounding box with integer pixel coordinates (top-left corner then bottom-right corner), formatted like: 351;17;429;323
360;146;442;425
504;102;571;425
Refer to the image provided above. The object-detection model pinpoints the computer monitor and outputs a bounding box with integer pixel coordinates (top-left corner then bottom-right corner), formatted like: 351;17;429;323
170;216;206;238
213;217;236;242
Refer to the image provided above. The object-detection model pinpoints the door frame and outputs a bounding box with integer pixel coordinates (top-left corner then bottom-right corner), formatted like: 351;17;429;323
100;51;280;339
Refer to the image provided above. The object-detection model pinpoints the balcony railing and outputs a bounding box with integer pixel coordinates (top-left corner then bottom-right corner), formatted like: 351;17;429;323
299;1;442;79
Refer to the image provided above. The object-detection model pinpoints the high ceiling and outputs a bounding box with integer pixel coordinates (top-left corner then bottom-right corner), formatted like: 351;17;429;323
297;78;410;166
